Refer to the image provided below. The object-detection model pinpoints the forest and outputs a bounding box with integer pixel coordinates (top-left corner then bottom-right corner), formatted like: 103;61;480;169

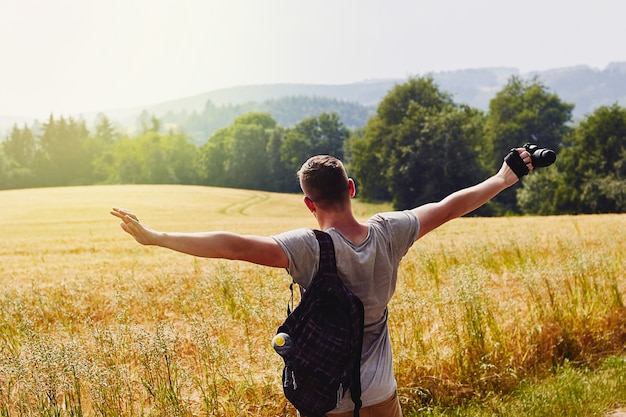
1;75;625;215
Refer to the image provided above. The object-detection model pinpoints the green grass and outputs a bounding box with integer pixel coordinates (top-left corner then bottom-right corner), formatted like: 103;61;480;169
409;356;626;416
0;184;625;416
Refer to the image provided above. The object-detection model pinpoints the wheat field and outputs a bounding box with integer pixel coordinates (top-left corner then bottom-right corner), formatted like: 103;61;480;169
1;185;625;416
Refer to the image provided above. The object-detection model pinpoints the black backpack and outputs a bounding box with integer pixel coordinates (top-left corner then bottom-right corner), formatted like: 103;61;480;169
274;230;365;417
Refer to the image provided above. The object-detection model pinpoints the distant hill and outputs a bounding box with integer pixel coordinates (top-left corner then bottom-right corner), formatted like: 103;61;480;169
136;62;626;117
2;63;625;140
526;62;626;116
104;80;400;139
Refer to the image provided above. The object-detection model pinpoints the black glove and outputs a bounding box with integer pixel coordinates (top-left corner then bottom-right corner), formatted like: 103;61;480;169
505;149;529;178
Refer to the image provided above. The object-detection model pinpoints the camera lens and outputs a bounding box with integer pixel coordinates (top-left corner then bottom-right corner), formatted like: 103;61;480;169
531;149;556;167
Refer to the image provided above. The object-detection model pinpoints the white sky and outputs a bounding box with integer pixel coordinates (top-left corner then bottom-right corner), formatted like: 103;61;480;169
1;0;624;118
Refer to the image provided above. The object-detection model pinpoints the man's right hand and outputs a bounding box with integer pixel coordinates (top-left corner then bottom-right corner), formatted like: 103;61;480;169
110;207;158;246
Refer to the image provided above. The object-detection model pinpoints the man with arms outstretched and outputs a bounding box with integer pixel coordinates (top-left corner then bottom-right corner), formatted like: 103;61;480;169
111;148;534;416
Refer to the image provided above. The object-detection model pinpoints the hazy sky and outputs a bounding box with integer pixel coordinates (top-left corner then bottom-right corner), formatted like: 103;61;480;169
1;0;624;118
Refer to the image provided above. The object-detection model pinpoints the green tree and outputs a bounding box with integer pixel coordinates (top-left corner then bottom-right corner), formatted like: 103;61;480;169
486;76;574;167
265;126;293;192
198;127;230;186
90;114;120;183
107;136;142;183
94;113;118;144
228;122;270;189
518;104;626;214
561;104;625;213
4;124;36;167
108;131;199;184
280;112;349;177
346;126;390;201
280;130;309;178
35;115;92;186
485;76;574;213
350;77;455;203
199;113;277;190
148;132;199;184
137;110;156;134
350;76;486;210
0;147;10;189
390;105;486;210
1;124;37;188
516;166;565;215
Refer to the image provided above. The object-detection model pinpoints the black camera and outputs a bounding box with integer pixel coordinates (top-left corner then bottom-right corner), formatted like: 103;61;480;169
524;143;556;168
505;141;557;178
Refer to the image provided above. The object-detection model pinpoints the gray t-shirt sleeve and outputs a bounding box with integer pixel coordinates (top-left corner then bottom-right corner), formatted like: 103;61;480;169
271;228;319;288
369;210;420;261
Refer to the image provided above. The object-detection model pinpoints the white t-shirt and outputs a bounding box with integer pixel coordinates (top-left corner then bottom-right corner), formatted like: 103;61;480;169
272;210;420;413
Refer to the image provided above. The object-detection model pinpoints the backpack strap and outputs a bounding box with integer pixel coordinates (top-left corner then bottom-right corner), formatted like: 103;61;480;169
351;357;362;417
287;280;296;316
285;230;336;317
313;229;362;417
313;229;337;276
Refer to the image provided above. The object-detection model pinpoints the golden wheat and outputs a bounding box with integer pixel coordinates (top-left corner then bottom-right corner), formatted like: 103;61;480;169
0;185;624;416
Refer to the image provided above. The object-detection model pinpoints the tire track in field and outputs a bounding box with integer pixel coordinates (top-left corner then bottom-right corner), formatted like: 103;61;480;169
218;192;271;216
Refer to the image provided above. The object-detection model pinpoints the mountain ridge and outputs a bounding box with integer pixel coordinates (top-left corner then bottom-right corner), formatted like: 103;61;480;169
87;62;626;123
2;63;625;136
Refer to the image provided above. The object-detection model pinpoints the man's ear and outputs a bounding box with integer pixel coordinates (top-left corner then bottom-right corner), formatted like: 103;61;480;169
303;196;316;212
348;178;356;198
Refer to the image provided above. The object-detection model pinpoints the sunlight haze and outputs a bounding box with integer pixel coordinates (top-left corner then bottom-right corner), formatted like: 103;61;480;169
1;0;624;118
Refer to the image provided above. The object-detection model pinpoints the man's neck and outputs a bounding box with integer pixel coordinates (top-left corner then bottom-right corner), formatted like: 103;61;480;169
316;210;369;246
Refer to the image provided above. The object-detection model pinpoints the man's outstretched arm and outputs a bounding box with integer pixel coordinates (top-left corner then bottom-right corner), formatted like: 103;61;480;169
110;208;289;268
412;148;533;240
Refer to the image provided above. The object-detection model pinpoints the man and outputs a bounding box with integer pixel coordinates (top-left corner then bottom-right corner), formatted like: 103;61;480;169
111;148;534;416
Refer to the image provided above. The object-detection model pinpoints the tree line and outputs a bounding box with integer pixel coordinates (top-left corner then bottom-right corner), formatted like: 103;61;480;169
156;95;374;143
1;76;625;215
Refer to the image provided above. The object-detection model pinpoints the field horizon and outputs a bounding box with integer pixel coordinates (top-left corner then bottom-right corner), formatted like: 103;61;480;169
1;184;625;416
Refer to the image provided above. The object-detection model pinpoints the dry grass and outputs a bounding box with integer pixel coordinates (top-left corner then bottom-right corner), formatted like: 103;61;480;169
392;214;626;411
0;185;624;416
